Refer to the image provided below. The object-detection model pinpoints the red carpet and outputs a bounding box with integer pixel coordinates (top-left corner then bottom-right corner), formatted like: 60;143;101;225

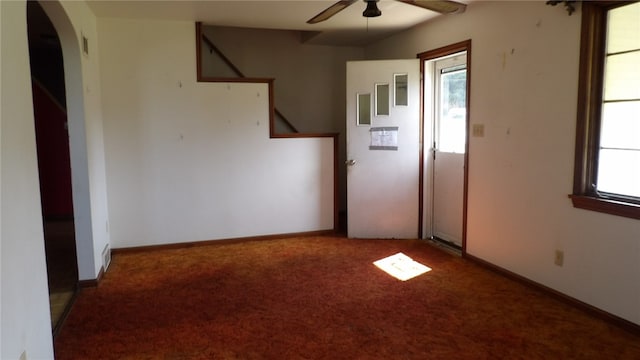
55;236;640;359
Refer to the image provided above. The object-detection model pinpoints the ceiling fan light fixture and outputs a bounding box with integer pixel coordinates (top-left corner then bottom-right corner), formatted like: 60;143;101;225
363;0;382;18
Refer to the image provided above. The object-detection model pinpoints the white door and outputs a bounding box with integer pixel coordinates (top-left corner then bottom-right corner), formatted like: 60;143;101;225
432;55;467;246
346;60;420;239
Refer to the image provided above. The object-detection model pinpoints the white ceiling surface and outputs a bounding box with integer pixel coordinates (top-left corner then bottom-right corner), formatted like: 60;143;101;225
87;0;469;45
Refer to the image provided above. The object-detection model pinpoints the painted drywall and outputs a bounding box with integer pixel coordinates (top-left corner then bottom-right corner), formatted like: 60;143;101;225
201;26;365;218
2;0;111;356
64;0;112;280
366;1;640;325
1;2;55;358
98;18;335;248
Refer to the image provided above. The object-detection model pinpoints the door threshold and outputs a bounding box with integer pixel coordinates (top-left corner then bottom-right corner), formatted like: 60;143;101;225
52;285;79;338
428;236;462;256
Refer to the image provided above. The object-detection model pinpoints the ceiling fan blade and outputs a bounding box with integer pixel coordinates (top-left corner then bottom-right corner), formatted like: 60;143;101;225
399;0;467;14
307;0;359;24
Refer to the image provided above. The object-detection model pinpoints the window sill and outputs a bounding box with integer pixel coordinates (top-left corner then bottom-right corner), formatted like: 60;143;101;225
569;195;640;220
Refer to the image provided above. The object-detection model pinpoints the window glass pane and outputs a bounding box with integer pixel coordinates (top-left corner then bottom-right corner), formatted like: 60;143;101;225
357;93;371;126
441;70;467;113
604;51;640;101
394;74;408;106
600;101;640;150
438;69;466;153
597;149;640;197
607;2;640;54
375;83;389;116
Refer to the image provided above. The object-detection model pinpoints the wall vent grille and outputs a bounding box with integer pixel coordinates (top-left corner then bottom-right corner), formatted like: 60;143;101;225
102;244;111;270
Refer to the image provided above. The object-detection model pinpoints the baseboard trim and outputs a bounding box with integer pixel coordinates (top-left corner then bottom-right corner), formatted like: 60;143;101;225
112;229;337;255
465;253;640;335
78;266;104;288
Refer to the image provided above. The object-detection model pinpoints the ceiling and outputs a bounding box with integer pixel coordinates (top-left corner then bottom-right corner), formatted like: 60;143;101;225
86;0;469;46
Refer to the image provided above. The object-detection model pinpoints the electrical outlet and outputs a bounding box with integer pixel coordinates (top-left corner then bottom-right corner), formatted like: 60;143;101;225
554;250;564;267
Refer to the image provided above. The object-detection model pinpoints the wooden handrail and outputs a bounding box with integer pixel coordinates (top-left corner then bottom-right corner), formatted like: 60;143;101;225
201;33;246;78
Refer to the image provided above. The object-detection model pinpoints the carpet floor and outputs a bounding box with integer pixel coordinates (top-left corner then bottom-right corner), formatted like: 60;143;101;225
54;236;640;359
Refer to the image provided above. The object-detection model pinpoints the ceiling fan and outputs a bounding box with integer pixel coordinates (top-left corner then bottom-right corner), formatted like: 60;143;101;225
307;0;467;24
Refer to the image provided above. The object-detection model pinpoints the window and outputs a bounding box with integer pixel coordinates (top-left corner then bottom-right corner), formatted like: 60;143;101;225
435;58;467;154
571;1;640;220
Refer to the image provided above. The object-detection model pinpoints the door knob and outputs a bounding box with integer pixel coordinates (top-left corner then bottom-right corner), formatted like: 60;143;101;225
346;159;356;166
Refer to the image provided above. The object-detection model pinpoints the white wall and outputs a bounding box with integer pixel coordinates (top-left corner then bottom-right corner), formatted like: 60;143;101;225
1;0;3;349
202;26;365;216
1;0;110;356
62;0;111;280
366;1;640;325
1;2;55;358
98;18;335;249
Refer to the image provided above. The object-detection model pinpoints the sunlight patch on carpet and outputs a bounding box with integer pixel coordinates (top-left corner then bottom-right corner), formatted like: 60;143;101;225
373;253;432;281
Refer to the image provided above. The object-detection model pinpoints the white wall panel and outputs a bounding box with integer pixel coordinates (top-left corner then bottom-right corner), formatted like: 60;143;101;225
98;19;334;248
1;2;54;358
201;26;365;216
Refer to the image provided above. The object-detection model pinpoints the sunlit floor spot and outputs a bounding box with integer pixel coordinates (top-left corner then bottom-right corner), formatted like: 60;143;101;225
373;253;432;281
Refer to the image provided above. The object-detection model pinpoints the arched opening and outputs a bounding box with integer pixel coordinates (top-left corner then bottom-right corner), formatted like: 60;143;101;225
27;0;77;333
27;0;99;334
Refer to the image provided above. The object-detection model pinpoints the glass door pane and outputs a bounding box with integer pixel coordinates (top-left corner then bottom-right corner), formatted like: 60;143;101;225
437;66;466;153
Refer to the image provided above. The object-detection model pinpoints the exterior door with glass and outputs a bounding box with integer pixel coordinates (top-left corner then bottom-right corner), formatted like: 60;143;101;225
432;55;467;246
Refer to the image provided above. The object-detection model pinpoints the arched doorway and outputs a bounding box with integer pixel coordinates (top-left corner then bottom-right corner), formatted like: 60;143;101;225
27;0;78;334
27;0;101;335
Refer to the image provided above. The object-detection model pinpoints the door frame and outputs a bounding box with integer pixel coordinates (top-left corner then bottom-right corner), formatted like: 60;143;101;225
417;40;472;253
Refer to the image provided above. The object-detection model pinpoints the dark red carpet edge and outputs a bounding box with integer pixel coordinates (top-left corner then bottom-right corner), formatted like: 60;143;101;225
55;236;640;359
